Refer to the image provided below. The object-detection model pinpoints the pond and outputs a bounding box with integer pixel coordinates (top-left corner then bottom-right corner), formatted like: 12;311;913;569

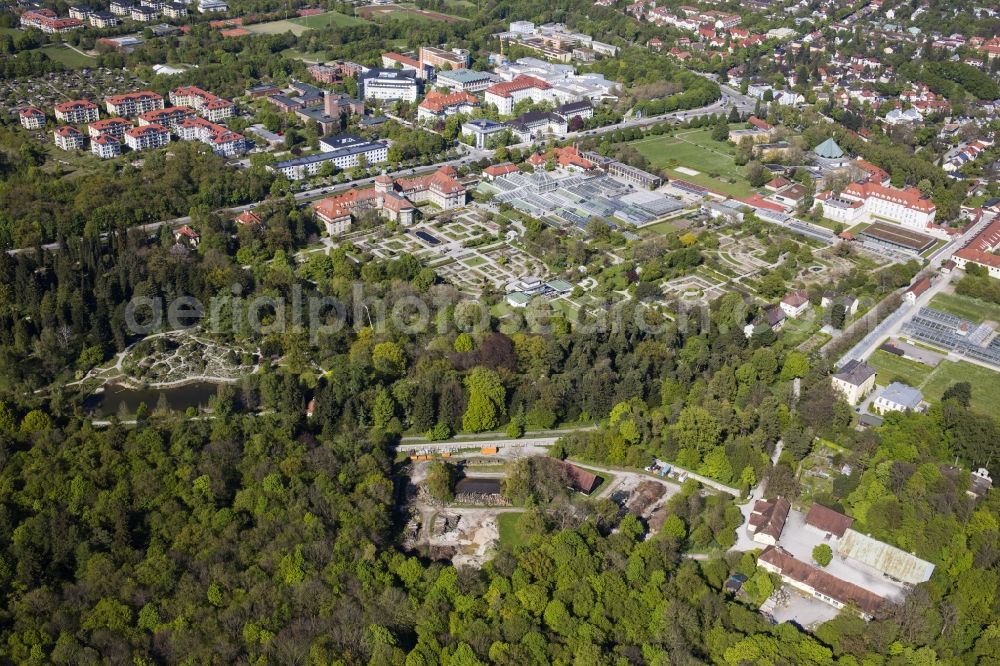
83;381;224;418
455;477;502;496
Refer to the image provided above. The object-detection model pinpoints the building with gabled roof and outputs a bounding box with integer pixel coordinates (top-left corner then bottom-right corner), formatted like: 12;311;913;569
417;90;479;121
88;117;132;139
831;359;876;405
19;107;46;130
54;99;99;124
313;166;465;236
124;123;170;151
805;503;854;538
91;133;121;159
53;126;85;151
748;496;790;545
758;546;885;619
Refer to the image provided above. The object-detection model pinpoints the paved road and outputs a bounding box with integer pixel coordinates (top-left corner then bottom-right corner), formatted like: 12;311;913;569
835;211;998;368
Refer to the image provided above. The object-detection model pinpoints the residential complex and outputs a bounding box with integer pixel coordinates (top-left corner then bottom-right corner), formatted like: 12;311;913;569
54;126;85;151
124;124;171;151
19;107;46;130
105;91;165;118
54;99;100;124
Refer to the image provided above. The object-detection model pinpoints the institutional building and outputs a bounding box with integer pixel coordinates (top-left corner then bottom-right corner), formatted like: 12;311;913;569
312;166;465;235
417;91;479;121
359;69;421;102
953;217;1000;278
270;135;388;181
484;75;552;115
831;359;876;405
818;181;937;230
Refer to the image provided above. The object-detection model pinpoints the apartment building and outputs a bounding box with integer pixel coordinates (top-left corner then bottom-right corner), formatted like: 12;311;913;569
91;133;122;159
68;5;92;20
162;2;187;18
176;117;246;157
19;107;46;130
88;117;133;139
89;11;120;27
20;9;83;33
54;99;100;124
109;0;133;16
105;91;165;118
124;124;171;151
138;106;195;131
131;6;158;22
54;126;85;151
169;86;236;121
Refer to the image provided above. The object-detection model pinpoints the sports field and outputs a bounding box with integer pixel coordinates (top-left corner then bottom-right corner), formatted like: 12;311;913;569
629;128;753;197
247;11;368;35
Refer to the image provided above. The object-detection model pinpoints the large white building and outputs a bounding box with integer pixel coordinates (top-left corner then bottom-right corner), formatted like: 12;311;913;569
817;181;936;231
359;69;420;103
270;135;388;181
91;133;122;159
53;126;85;151
177;117;246;157
105;91;165;118
54;99;99;124
169;86;236;122
484;75;553;115
88;117;133;139
124;123;171;151
19;107;46;130
831;359;876;406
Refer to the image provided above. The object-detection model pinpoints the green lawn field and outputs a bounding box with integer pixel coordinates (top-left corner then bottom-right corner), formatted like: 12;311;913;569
866;350;1000;415
866;350;933;388
34;44;97;68
248;11;368;35
630;128;753;197
929;292;1000;325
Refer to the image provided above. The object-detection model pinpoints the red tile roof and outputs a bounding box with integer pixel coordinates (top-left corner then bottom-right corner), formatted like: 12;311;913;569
106;90;163;105
484;163;519;178
805;504;854;538
485;75;551;98
955;218;1000;270
418;90;479;113
759;546;885;616
842;181;936;213
55;99;97;113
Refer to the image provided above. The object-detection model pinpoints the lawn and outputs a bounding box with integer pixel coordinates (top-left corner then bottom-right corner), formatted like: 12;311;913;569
929;292;1000;325
920;361;1000;415
629;129;753;198
33;44;96;68
643;220;683;235
497;512;531;548
248;11;368;35
866;351;1000;415
866;350;933;388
